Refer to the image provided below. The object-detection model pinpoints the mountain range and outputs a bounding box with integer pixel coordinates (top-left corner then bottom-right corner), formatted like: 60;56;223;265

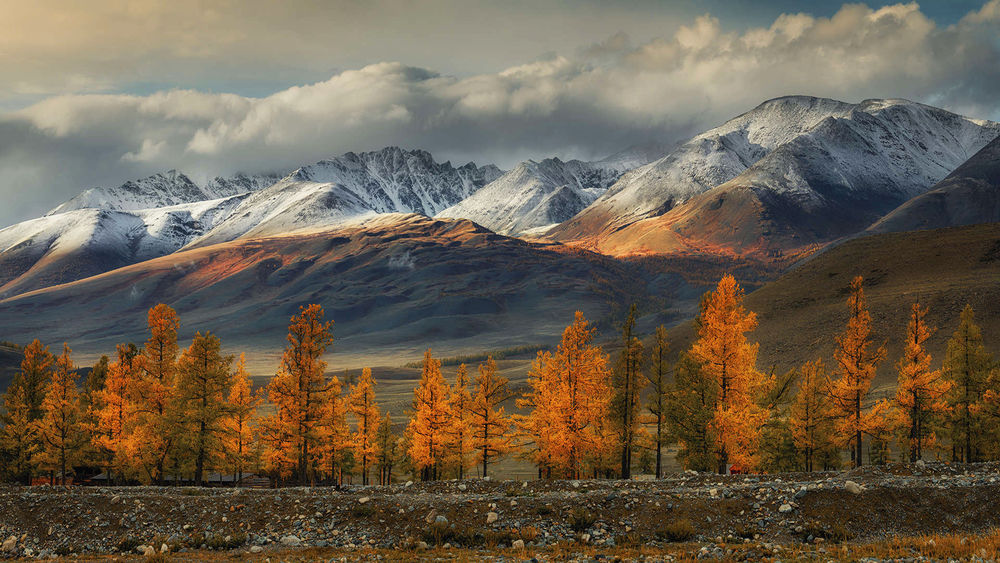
1;94;998;367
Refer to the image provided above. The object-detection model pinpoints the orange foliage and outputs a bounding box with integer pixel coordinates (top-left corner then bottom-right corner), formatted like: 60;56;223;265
447;363;474;479
263;304;335;483
895;303;952;461
34;344;87;485
469;357;514;478
690;274;770;473
131;304;180;483
827;276;886;467
347;367;380;485
92;344;140;482
519;312;612;479
225;354;262;481
407;349;452;480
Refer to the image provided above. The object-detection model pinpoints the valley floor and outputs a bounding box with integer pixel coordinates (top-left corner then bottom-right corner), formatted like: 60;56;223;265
2;462;999;561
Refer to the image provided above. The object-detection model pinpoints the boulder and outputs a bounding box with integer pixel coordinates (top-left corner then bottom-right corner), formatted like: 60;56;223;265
486;512;498;524
844;481;863;495
279;535;301;547
512;539;525;550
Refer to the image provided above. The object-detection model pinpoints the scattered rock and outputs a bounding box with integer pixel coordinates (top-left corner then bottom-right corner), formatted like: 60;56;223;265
249;545;263;553
778;503;793;513
512;539;525;550
424;510;438;524
160;543;169;553
1;536;15;553
486;512;498;524
435;515;449;525
279;535;301;547
844;481;863;495
458;484;467;491
136;545;155;556
358;497;370;504
405;481;414;488
417;541;429;550
916;460;926;469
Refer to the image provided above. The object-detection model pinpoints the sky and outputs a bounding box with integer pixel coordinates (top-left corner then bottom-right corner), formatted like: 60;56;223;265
0;0;999;227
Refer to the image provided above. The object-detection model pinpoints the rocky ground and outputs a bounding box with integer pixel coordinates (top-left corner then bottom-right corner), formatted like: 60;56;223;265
2;462;1000;561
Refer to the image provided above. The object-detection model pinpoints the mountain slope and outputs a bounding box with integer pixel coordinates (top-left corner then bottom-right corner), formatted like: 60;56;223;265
0;195;249;297
46;170;282;215
191;147;502;246
666;223;1000;387
870;134;1000;233
571;98;1000;257
435;158;623;235
0;215;652;366
550;96;859;242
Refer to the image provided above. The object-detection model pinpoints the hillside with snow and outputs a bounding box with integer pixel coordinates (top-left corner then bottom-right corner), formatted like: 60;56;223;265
435;158;625;235
554;96;1000;256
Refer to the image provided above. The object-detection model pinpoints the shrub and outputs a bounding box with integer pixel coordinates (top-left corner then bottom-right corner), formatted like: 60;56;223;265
519;526;540;542
656;518;696;542
617;531;643;547
422;521;453;546
351;505;374;518
568;507;596;532
535;505;553;516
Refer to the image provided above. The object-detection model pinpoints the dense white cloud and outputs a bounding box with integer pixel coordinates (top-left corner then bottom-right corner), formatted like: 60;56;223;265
1;1;999;226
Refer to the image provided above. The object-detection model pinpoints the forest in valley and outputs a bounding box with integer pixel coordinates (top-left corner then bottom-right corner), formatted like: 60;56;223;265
0;274;996;487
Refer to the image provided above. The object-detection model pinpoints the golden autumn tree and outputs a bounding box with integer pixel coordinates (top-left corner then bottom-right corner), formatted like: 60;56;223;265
446;364;474;479
943;305;993;462
790;359;835;471
17;339;56;420
690;274;770;474
347;367;380;485
265;304;334;484
610;303;644;479
91;343;139;483
0;385;39;484
131;304;180;483
895;303;952;461
407;349;452;480
519;312;612;479
320;372;351;485
827;276;886;467
175;331;233;485
644;325;670;478
225;354;262;482
34;344;88;485
374;412;397;485
469;356;514;478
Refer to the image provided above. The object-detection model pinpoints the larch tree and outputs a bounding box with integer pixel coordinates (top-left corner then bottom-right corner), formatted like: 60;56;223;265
265;304;334;484
643;325;670;479
610;303;645;479
827;276;886;468
469;356;514;478
225;354;262;482
133;304;180;483
374;413;397;485
895;303;952;462
35;344;87;485
942;305;993;462
407;349;452;480
92;344;139;483
790;359;834;471
174;331;234;485
447;364;474;479
0;385;39;484
17;339;56;420
320;373;351;486
665;353;718;471
690;274;770;474
347;367;380;485
519;312;612;479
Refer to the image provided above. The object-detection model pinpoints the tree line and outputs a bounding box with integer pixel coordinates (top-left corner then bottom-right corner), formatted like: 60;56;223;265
1;274;998;485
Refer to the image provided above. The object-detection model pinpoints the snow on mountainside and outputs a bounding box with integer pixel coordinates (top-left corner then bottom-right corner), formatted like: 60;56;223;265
870;133;1000;233
589;98;1000;257
0;195;248;297
191;147;503;246
551;96;859;241
47;170;282;216
435;158;625;235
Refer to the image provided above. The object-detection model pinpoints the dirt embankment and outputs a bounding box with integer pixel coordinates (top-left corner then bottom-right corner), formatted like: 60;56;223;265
1;462;998;560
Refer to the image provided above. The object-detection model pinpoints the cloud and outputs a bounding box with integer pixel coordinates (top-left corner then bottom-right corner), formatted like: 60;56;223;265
0;2;999;227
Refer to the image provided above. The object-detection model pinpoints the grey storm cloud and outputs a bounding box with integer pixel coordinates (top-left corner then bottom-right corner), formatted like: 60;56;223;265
1;1;999;227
